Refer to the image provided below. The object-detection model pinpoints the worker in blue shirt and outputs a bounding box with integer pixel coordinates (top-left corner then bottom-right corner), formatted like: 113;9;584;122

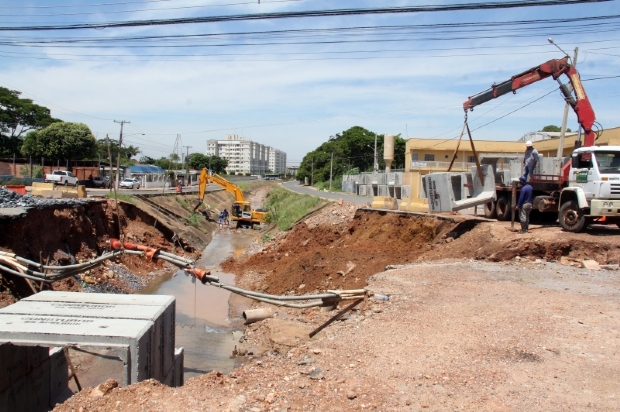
515;176;533;234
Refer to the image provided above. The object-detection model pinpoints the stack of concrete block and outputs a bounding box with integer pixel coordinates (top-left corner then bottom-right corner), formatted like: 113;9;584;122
0;291;183;409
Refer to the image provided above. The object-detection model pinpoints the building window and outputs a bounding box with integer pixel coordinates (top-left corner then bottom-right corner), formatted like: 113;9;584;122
411;154;418;161
467;156;476;163
424;154;435;161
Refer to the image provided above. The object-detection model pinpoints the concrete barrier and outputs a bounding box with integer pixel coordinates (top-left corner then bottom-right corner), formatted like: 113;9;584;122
372;196;398;210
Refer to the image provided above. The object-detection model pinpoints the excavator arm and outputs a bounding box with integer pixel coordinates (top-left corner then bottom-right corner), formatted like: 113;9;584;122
194;167;247;209
463;56;596;147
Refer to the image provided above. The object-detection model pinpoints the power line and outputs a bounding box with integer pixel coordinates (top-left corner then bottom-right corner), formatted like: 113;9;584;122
0;1;608;31
4;14;619;45
0;0;304;17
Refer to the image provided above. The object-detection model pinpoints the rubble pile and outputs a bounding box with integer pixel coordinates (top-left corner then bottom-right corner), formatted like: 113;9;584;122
0;186;91;209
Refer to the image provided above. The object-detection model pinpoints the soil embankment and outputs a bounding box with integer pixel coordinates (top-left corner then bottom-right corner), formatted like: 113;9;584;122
54;200;620;411
0;190;235;304
224;201;620;295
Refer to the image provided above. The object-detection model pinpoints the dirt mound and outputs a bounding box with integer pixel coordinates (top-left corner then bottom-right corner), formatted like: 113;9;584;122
222;206;459;294
223;202;620;296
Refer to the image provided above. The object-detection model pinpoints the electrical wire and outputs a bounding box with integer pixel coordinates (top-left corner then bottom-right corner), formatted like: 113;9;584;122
0;1;608;31
0;0;305;18
3;14;619;46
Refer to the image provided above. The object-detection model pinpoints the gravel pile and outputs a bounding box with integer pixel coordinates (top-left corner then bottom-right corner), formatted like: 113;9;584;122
0;186;91;208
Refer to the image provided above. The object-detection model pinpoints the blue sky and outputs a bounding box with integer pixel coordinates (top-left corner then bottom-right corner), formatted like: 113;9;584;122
0;0;619;165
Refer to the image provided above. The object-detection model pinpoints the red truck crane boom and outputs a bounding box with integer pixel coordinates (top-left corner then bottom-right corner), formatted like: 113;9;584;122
463;56;596;148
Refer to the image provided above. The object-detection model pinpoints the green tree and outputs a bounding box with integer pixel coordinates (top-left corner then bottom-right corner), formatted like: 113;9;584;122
541;125;572;133
187;153;228;174
0;87;61;156
139;155;156;164
21;122;97;160
95;138;140;165
296;126;406;184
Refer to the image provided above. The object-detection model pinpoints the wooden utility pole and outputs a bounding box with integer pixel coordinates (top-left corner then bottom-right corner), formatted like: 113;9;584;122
113;120;130;189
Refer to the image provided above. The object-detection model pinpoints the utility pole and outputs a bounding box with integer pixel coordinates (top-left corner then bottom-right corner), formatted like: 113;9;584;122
183;145;192;184
329;152;333;191
114;120;130;189
557;47;579;158
311;158;314;187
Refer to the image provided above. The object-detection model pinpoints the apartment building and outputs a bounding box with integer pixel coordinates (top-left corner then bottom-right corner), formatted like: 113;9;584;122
206;134;287;175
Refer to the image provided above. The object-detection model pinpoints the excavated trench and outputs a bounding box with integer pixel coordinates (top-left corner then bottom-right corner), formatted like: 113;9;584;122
222;206;620;296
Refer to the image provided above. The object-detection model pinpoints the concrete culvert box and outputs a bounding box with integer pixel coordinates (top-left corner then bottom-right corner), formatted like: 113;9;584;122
0;291;182;397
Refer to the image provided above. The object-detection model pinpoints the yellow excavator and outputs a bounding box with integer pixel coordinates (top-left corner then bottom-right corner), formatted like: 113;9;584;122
194;167;267;228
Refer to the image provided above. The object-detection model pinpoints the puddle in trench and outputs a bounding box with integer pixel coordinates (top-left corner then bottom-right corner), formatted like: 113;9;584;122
142;229;258;380
65;229;259;393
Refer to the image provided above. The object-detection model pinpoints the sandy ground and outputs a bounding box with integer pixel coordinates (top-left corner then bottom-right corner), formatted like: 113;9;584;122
54;200;620;411
54;258;620;411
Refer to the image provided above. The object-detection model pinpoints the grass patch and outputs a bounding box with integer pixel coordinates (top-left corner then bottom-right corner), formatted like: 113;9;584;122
264;186;330;231
236;182;250;192
187;212;205;228
314;179;343;192
105;193;135;204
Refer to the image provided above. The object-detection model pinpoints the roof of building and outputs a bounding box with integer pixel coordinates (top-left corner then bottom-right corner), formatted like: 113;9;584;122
128;165;165;173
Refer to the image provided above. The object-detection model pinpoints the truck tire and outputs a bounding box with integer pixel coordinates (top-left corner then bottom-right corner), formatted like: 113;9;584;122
496;196;512;221
559;200;586;232
483;201;497;219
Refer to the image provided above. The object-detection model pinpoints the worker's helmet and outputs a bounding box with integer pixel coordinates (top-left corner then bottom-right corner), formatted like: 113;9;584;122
525;140;533;147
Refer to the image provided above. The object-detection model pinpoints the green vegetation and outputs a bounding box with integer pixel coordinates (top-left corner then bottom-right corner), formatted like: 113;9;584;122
314;180;342;192
187;212;205;228
105;192;135;204
0;86;61;156
541;125;571;133
237;182;250;192
23;122;98;160
296;126;407;189
19;164;44;178
264;186;329;231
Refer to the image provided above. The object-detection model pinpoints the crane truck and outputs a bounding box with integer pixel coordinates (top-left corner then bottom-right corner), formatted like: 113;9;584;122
464;56;620;232
194;168;267;228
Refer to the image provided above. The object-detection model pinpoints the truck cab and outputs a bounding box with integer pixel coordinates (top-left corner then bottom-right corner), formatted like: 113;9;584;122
558;146;620;231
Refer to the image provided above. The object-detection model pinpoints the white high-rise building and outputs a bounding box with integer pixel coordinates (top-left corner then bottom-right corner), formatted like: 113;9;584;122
206;134;287;175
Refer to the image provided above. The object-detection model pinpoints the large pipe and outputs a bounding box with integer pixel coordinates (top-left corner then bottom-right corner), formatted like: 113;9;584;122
243;308;273;324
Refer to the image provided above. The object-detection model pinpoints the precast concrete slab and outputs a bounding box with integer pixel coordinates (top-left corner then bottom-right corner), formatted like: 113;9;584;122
0;313;153;386
23;291;176;381
163;347;184;388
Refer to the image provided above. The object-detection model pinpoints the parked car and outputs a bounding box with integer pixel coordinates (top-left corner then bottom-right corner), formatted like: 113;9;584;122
92;176;109;188
119;178;140;190
44;170;79;186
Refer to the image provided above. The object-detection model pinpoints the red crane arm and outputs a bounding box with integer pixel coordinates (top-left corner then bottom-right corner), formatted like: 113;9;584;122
463;56;596;147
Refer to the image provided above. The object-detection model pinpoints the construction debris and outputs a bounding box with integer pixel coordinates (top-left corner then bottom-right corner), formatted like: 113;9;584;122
0;187;91;209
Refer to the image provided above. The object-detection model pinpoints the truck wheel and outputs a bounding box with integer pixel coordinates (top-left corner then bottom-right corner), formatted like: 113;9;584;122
559;200;586;232
483;201;497;219
496;196;512;221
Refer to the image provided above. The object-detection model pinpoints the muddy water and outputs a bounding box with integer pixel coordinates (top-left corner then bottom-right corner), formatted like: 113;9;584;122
142;229;258;381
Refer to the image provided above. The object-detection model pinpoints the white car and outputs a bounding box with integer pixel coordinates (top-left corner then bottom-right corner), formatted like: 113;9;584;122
119;178;140;190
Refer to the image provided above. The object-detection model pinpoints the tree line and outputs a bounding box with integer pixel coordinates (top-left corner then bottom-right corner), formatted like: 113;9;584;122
296;126;406;185
0;86;230;173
